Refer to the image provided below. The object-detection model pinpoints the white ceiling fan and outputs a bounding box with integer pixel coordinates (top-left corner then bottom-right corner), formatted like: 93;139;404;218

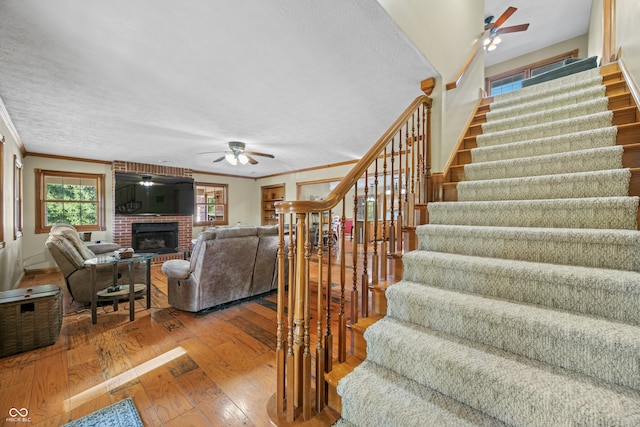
198;141;275;165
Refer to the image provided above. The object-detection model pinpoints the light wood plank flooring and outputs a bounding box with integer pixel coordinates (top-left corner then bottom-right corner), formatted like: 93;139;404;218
2;265;280;426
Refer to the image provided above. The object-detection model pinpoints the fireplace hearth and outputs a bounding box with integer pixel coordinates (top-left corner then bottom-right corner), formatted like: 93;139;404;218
131;222;179;254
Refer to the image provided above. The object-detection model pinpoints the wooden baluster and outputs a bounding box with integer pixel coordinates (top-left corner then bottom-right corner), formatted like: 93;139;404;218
315;211;325;411
408;113;416;228
426;101;433;203
351;184;359;325
325;208;333;373
339;202;347;363
302;214;312;420
372;159;379;285
389;138;396;255
361;171;369;318
286;217;296;421
276;215;286;412
381;148;388;280
397;129;403;254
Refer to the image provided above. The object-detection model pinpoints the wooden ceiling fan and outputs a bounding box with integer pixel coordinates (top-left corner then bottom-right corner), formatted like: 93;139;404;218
484;6;529;50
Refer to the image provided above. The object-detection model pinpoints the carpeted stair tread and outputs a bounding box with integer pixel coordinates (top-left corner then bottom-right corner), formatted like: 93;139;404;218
416;224;640;271
457;168;630;201
401;250;640;325
490;69;602;109
337;360;506;427
427;197;638;229
482;98;609;134
364;317;640;427
385;282;640;390
486;85;607;120
476;111;613;147
464;145;622;181
472;126;618;161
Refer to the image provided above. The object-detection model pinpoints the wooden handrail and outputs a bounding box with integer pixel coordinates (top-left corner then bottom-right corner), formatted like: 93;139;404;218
275;95;432;215
446;30;489;91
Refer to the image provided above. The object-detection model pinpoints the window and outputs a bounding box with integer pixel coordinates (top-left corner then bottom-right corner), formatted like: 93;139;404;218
35;169;105;233
485;49;579;96
194;183;228;226
14;155;22;239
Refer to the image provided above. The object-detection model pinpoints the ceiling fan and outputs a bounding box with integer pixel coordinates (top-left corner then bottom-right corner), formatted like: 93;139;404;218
484;6;530;51
199;141;275;165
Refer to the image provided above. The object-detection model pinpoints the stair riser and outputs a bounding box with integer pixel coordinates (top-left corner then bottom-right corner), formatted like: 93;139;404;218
365;319;640;427
476;112;613;146
416;226;640;271
464;146;622;182
428;198;638;229
486;87;607;121
402;252;640;326
386;282;640;391
457;169;630;202
483;99;610;134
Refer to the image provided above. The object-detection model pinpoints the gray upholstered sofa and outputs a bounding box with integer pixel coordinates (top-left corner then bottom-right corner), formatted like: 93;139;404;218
161;225;281;312
45;224;145;304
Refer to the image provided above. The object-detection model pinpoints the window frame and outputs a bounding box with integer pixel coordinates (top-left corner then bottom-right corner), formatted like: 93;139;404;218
35;169;106;234
485;49;579;96
193;182;229;227
14;155;23;239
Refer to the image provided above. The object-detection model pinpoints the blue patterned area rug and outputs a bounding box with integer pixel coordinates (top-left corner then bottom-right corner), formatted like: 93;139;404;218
63;398;143;427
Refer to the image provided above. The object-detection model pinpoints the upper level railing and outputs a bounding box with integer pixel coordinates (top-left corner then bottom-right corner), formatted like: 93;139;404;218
268;95;432;423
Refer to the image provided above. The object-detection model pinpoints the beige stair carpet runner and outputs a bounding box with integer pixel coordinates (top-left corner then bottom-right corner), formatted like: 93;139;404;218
335;66;640;426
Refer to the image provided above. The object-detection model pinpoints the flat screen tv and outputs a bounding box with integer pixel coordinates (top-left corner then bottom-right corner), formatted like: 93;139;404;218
114;172;194;215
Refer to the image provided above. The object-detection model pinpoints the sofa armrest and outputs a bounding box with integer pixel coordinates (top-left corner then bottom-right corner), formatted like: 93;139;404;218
161;259;191;280
87;242;121;255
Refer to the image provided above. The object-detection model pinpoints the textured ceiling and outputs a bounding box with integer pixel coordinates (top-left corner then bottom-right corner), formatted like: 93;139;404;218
484;0;593;67
0;0;437;177
0;1;595;178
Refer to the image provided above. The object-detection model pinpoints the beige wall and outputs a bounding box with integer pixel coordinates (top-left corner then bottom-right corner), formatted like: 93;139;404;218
0;104;24;290
616;0;640;89
588;0;605;63
377;0;485;172
485;35;590;78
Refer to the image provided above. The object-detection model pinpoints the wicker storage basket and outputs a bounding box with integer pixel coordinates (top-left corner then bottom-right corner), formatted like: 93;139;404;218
0;284;62;358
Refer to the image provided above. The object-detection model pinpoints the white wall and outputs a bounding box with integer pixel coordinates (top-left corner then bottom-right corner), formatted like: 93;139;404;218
0;106;24;290
377;0;485;172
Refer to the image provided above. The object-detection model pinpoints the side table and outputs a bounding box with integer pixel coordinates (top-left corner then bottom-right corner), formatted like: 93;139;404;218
85;252;157;324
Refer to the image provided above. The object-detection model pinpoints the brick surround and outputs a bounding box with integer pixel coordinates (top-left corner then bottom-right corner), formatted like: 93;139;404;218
112;161;193;265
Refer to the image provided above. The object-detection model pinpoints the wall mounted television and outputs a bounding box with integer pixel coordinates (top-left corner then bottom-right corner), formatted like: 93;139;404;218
114;172;194;215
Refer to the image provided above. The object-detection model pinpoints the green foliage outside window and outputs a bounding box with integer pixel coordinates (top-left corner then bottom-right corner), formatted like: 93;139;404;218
44;176;98;226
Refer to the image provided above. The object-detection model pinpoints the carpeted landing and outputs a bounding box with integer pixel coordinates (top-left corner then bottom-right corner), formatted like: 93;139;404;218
336;66;640;426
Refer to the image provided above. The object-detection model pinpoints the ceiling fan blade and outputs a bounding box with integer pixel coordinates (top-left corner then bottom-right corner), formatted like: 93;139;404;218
197;150;224;155
245;154;259;165
245;150;275;158
212;156;226;163
492;6;517;29
498;23;530;34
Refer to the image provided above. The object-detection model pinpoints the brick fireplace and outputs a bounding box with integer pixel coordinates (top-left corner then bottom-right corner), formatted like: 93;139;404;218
112;161;193;264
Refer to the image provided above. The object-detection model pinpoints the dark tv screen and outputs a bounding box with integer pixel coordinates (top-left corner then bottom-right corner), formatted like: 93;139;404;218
114;172;194;215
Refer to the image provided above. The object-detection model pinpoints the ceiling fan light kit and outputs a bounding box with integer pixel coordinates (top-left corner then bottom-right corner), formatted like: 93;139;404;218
199;140;276;166
484;6;529;52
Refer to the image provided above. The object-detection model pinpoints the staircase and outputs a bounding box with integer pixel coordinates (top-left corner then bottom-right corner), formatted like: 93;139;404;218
334;63;640;426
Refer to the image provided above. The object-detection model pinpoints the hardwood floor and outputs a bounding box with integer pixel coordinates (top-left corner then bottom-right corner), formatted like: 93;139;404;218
2;266;280;426
1;240;387;426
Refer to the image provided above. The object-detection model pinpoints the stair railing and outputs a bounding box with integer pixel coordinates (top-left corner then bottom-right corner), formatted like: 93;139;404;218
269;95;432;423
